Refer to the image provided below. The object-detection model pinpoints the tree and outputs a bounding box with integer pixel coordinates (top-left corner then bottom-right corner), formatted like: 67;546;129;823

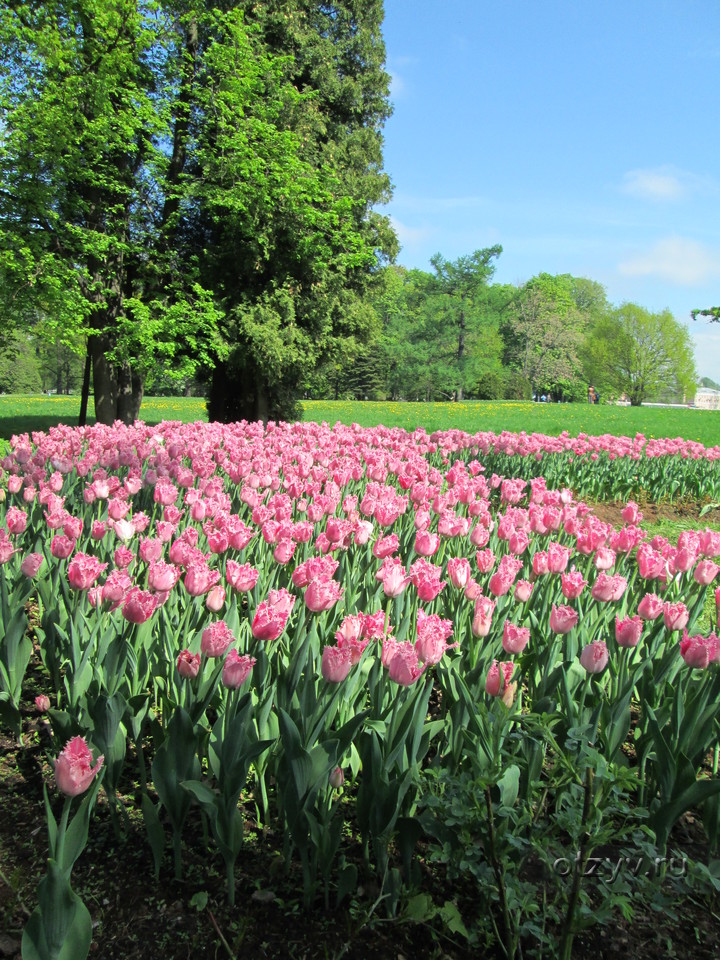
204;0;397;422
584;303;696;406
425;247;503;401
0;333;42;394
501;274;610;401
0;2;232;422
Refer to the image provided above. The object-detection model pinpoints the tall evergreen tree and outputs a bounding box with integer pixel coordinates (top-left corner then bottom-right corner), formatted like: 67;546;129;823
205;0;397;422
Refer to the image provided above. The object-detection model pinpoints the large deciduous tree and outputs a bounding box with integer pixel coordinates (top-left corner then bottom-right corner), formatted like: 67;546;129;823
584;303;696;405
502;274;600;401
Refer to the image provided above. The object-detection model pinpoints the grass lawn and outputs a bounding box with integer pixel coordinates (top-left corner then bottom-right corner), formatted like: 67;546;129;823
2;395;720;446
301;399;720;446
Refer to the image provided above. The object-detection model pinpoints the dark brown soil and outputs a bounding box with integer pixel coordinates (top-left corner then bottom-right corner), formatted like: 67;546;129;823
2;669;720;960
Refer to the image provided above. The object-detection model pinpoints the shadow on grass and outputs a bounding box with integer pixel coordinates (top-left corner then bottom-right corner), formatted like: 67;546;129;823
0;413;172;442
0;414;95;441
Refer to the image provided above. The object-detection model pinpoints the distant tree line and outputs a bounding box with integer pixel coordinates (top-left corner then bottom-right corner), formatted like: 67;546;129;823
306;251;697;407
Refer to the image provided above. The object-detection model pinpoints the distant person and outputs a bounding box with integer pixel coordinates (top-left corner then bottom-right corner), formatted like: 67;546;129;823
588;385;596;404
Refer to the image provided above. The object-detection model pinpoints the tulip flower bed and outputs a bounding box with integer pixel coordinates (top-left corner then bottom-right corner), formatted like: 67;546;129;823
1;419;720;959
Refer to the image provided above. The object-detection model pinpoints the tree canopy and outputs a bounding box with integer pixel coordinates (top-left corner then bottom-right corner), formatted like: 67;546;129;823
583;303;696;406
0;0;396;424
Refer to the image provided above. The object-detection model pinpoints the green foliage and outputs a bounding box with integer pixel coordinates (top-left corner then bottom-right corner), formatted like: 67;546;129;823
0;334;42;394
584;303;697;405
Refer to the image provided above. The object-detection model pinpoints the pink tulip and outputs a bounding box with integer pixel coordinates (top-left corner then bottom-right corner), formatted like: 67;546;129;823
502;621;530;654
35;694;50;713
514;579;533;602
305;578;343;613
485;660;515;697
205;585;226;612
694;559;720;586
472;596;495;637
415;611;455;665
700;529;720;558
251;602;288;642
379;562;409;599
267;588;296;617
321;645;353;682
222;650;256;688
121;588;157;624
594;546;616;571
547;542;571;574
21;553;44;578
273;539;296;565
6;506;27;535
476;549;496;574
414;530;440;557
532;551;549;577
91;521;108;541
580;641;609;674
113;545;135;569
470;524;490;549
177;650;201;679
102;569;133;605
184;562;220;597
387;642;425;685
360;610;387;639
637;592;664;620
447;557;471;589
148;560;181;593
68;553;108;590
54;736;104;797
561;570;587;599
50;535;75;559
680;630;720;668
201;621;235;658
591;573;627;603
226;561;259;593
663;602;689;632
621;501;642;524
139;537;163;563
329;767;345;789
464;578;482;601
549;604;578;634
637;544;666;581
615;615;643;648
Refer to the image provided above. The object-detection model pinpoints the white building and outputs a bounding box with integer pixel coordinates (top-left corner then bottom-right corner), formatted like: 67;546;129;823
694;388;720;410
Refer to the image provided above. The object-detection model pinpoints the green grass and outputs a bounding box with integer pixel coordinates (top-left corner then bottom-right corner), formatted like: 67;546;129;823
2;395;720;447
300;400;720;446
0;394;208;441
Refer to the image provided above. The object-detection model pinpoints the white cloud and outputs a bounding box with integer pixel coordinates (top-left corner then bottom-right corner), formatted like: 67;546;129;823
389;216;433;248
388;68;406;100
621;165;715;201
618;236;720;285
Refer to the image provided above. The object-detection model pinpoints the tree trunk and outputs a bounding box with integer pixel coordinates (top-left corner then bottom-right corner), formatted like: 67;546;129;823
89;334;144;425
117;362;144;424
90;334;119;423
78;344;92;426
457;306;465;402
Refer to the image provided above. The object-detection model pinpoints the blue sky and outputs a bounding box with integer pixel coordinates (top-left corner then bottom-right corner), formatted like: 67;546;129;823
380;0;720;380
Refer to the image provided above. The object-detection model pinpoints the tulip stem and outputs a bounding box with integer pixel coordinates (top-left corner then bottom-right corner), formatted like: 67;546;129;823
54;795;73;870
483;784;516;959
559;766;594;960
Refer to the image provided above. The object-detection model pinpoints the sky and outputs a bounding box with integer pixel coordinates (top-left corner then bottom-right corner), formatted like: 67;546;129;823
379;0;720;380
